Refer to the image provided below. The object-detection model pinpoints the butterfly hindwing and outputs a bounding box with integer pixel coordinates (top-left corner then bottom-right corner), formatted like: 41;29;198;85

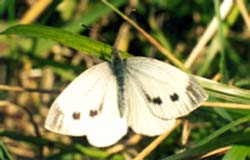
45;62;128;147
125;57;208;121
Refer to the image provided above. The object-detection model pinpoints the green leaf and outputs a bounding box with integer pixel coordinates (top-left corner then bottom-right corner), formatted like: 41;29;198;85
223;145;250;160
36;0;126;55
0;24;111;59
75;144;109;159
0;24;131;81
0;24;130;61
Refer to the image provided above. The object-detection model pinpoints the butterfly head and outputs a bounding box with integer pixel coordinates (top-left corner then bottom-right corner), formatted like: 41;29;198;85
111;48;123;64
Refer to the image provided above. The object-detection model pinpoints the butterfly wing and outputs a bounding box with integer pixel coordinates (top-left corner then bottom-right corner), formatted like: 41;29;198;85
125;73;176;136
85;73;128;147
124;57;207;135
45;62;127;147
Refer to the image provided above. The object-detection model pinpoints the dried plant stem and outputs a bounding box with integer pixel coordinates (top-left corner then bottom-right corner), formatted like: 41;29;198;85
134;120;181;160
0;84;59;94
203;102;250;110
102;0;187;72
0;84;25;92
200;146;231;159
0;100;18;107
235;0;250;31
106;134;142;154
19;0;53;24
184;0;234;68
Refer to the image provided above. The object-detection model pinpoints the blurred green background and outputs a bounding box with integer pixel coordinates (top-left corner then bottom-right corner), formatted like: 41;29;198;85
0;0;250;159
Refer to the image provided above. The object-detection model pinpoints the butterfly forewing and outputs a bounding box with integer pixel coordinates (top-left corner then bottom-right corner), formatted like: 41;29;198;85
45;62;128;147
125;57;208;120
125;71;176;136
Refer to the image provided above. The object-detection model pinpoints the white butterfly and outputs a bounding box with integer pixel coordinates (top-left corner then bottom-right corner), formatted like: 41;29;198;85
45;49;208;147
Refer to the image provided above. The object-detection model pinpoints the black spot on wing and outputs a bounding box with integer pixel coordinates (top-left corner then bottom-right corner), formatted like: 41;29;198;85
170;93;179;102
72;112;81;120
145;94;162;105
152;97;162;105
89;110;98;117
87;95;105;118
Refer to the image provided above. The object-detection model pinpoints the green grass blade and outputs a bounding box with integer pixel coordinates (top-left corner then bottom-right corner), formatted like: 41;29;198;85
0;141;12;160
214;0;228;83
0;24;112;59
196;76;250;103
0;24;131;60
7;0;15;21
0;130;109;159
64;0;126;32
161;131;250;160
197;4;240;77
222;145;250;160
195;116;250;147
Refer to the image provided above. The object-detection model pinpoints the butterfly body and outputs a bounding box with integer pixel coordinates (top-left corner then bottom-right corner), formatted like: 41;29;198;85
109;51;127;116
45;50;208;147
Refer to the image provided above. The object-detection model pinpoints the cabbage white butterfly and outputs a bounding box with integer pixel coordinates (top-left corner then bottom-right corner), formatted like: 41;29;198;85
45;49;208;147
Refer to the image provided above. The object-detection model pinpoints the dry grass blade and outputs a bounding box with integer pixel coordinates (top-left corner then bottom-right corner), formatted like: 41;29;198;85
202;102;250;110
134;120;181;160
19;0;53;24
235;0;250;31
0;84;60;94
106;134;142;154
184;0;234;68
102;0;187;72
200;146;231;159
